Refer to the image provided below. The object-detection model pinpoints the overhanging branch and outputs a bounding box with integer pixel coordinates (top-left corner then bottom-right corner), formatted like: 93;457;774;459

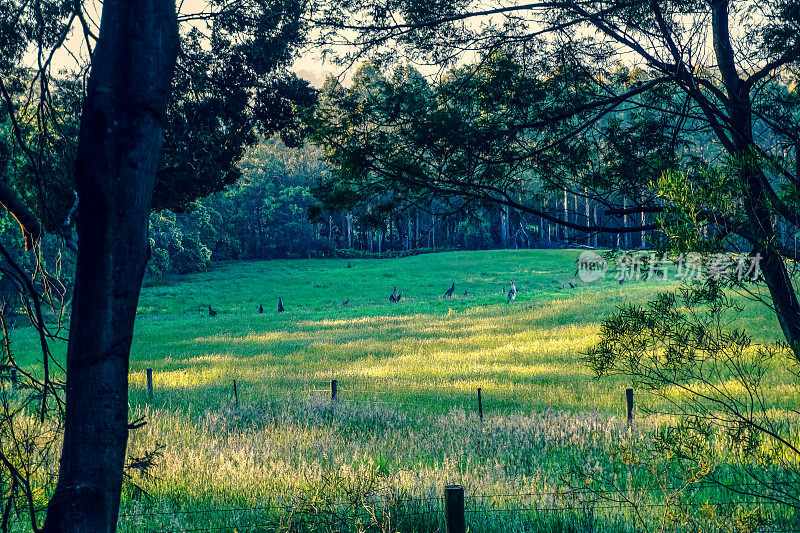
0;179;43;251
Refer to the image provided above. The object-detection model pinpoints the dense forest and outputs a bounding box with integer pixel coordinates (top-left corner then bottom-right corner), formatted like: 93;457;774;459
142;57;799;277
144;133;655;275
3;61;797;281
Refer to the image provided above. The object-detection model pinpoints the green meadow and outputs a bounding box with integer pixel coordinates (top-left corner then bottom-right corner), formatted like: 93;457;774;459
11;250;795;531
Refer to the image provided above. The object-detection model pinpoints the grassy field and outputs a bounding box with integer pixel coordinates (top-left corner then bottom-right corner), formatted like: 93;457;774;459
10;250;795;531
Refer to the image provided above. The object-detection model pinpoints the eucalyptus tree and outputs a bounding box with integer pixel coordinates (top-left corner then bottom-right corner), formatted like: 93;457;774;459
310;0;800;357
0;1;310;531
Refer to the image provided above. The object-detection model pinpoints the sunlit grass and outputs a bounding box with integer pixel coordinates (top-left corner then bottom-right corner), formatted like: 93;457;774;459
9;249;796;531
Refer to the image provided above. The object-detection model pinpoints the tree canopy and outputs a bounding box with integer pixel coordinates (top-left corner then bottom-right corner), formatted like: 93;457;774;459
308;0;800;357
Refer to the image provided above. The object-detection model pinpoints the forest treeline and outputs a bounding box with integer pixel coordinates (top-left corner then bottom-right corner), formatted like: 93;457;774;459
147;135;655;276
141;53;797;275
2;60;797;280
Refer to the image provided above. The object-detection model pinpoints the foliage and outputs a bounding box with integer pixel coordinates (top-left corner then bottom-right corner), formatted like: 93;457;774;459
0;0;312;529
308;0;800;360
585;279;800;521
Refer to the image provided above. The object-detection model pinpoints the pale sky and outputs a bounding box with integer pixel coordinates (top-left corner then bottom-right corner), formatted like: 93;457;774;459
32;1;340;88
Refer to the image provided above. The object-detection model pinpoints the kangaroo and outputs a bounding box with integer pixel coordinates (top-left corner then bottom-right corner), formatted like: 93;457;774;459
444;282;455;298
507;280;517;303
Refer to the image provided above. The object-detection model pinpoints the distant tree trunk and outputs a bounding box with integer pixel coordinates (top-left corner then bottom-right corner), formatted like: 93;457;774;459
42;1;179;531
573;192;579;244
501;202;509;248
347;214;353;248
641;208;646;248
415;210;419;247
584;189;590;246
426;221;431;247
622;198;629;249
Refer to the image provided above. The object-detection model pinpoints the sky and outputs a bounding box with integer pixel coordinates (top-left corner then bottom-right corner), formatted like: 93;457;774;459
34;0;341;88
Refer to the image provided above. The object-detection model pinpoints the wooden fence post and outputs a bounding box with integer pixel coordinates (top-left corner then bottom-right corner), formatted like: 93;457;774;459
331;379;338;401
445;484;465;533
233;379;239;407
626;387;633;427
146;367;153;398
477;387;483;423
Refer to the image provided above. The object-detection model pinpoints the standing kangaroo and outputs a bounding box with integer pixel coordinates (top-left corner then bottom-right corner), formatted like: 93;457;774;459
507;280;517;303
444;282;455;298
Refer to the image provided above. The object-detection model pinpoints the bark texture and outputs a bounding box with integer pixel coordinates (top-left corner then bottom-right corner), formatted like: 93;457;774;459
42;1;178;531
711;0;800;358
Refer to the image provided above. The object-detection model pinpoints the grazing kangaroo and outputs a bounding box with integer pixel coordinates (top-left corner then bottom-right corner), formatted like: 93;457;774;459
277;297;284;312
343;298;350;307
208;305;217;317
389;286;399;303
444;282;455;298
463;290;468;297
507;280;517;303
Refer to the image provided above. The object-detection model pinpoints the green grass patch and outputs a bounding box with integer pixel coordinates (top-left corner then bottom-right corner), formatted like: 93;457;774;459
9;249;794;532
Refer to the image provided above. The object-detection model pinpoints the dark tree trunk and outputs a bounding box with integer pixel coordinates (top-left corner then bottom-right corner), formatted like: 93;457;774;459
415;210;419;247
710;0;800;359
43;2;178;532
501;202;509;247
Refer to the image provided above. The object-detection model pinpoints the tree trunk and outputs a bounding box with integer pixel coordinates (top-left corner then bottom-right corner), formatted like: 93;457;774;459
641;207;646;249
709;0;800;359
415;210;419;247
43;2;178;532
584;189;590;246
501;202;509;248
622;198;629;249
573;191;579;244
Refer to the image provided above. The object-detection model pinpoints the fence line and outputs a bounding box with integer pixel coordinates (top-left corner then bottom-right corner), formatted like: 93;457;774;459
117;489;798;519
128;373;800;531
